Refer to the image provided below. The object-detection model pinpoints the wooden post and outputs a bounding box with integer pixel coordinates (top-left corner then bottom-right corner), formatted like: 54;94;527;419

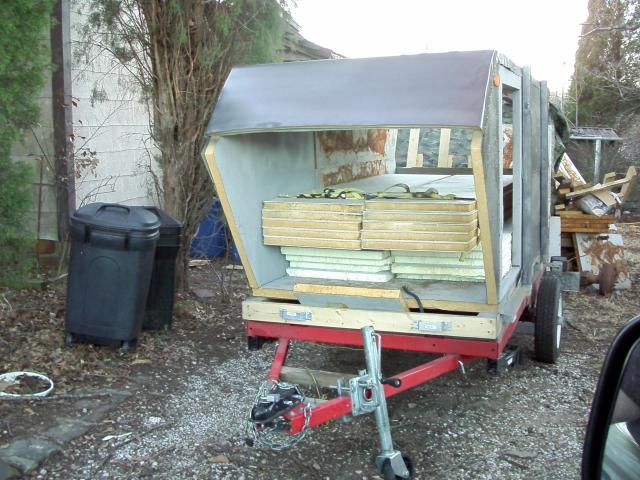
437;128;453;167
405;128;421;167
471;129;498;304
51;0;75;241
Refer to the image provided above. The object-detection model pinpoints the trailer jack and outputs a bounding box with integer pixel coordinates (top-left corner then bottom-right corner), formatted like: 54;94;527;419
355;326;411;479
247;323;485;476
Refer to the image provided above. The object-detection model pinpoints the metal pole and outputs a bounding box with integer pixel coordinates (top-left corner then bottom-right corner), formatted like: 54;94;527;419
594;139;602;184
360;326;409;478
361;326;394;454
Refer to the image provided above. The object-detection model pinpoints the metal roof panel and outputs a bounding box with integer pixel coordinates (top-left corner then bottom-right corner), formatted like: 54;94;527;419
207;50;496;135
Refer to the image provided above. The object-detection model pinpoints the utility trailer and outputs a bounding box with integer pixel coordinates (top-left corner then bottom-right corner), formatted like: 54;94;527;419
202;50;564;478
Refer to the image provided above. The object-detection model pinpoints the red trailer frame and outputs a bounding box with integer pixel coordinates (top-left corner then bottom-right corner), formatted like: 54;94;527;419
248;279;533;436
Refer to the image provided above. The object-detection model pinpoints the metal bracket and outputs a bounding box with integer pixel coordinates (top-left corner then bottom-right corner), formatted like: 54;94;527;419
349;374;379;416
412;320;452;332
487;344;522;375
279;308;312;322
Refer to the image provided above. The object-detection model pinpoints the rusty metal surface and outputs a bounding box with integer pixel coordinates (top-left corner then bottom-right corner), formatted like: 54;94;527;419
318;130;387;156
575;233;630;288
318;130;390;186
321;159;389;186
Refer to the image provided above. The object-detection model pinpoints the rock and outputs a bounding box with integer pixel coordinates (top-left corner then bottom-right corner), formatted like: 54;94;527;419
313;463;321;471
192;288;216;299
504;449;537;459
209;454;230;464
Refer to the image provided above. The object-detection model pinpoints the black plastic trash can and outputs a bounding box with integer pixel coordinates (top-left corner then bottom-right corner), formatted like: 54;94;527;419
142;207;182;330
65;203;160;350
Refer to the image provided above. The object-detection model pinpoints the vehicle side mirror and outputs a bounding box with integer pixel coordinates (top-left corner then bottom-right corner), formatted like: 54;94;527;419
582;315;640;479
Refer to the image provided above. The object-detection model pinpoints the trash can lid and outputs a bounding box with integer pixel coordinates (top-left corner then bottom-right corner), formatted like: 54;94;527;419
143;207;183;235
72;203;161;234
142;206;183;247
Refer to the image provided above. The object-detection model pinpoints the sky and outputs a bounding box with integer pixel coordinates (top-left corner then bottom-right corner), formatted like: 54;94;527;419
291;0;589;94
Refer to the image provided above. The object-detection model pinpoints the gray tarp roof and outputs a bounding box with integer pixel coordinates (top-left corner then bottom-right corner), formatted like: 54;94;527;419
207;50;496;136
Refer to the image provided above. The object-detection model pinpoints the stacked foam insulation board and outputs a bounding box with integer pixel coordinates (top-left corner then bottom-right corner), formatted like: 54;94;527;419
361;198;479;252
281;247;393;282
391;230;513;282
262;198;364;250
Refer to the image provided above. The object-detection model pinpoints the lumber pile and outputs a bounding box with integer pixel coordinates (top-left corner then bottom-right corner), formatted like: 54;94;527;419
553;155;635;282
554;155;636;234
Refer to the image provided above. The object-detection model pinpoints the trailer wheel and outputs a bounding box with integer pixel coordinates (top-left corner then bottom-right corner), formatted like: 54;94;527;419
534;274;562;364
381;455;413;479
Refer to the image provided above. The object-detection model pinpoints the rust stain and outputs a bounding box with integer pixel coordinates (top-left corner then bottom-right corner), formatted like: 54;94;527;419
318;129;387;156
582;238;627;275
322;159;388;187
367;129;387;155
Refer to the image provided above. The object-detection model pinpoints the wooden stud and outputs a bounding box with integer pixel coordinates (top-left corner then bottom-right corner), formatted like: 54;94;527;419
470;129;498;304
406;128;421;167
294;283;402;299
620;165;638;201
437;128;453;167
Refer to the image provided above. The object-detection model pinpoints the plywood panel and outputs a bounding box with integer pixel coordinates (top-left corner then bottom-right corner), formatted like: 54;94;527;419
242;298;498;339
294;283;407;311
363;220;477;233
263;227;361;240
255;275;492;311
264;236;361;249
365;198;476;212
263;198;364;213
207;132;318;288
361;229;477;242
364;210;478;223
263;210;362;221
263;218;361;230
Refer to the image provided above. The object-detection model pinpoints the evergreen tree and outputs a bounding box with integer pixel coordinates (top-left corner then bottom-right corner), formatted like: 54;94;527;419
0;1;53;285
567;0;640;127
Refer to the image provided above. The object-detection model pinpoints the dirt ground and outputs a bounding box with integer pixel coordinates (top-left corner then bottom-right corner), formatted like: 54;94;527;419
1;223;640;479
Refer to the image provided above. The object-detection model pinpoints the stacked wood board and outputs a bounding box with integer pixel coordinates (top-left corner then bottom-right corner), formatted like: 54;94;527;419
262;198;364;250
361;198;479;252
281;247;393;282
558;211;614;233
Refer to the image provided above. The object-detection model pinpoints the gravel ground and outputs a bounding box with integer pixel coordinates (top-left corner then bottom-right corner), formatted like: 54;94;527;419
22;224;640;479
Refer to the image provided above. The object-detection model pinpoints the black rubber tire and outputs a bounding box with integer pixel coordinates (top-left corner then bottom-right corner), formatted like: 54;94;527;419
534;274;562;364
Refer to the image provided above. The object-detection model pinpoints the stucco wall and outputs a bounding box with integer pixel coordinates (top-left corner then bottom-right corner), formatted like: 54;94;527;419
70;3;160;209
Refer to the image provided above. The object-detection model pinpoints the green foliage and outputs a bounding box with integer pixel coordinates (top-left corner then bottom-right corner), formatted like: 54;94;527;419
0;0;53;285
567;0;640;127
